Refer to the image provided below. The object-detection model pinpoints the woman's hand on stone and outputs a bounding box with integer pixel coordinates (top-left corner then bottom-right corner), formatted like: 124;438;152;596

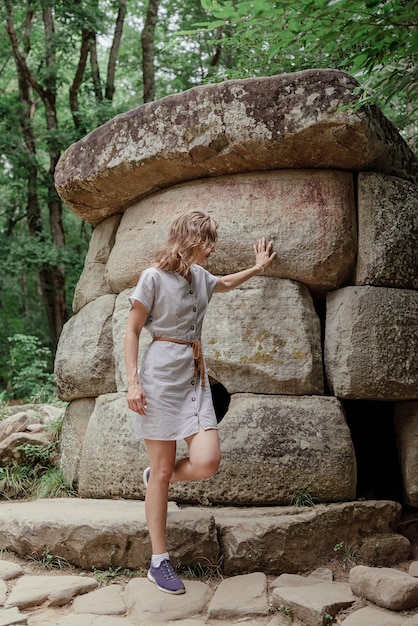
127;383;147;415
254;237;276;270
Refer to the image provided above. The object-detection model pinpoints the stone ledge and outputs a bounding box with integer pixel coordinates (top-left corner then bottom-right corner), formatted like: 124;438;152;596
0;499;409;576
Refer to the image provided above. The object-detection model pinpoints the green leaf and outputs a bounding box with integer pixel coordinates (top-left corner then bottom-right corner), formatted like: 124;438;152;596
409;30;418;54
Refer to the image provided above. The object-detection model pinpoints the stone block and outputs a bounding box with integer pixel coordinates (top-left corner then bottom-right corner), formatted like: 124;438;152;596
356;534;411;566
74;389;352;519
339;606;405;625
202;278;323;394
72;262;115;314
72;585;125;615
213;500;401;575
77;393;145;499
325;286;418;400
5;575;98;609
0;561;23;582
105;170;356;294
349;565;418;611
271;582;355;626
124;578;212;624
0;498;219;572
0;499;403;578
54;294;117;401
72;215;120;313
355;172;418;289
171;394;356;505
207;573;269;619
59;398;96;486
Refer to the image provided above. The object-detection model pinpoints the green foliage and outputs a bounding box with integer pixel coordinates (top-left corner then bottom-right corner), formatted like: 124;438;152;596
333;540;358;569
30;467;77;499
0;406;75;501
0;464;34;499
92;566;140;585
277;604;294;621
7;334;56;402
186;0;418;150
45;412;64;440
288;491;319;507
16;441;57;468
0;460;75;501
179;555;224;581
27;550;72;571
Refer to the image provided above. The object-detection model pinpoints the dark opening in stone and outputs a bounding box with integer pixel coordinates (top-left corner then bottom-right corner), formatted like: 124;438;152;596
209;379;231;424
343;400;403;502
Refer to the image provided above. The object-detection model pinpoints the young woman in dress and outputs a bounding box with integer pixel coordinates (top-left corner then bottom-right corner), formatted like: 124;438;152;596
124;211;276;594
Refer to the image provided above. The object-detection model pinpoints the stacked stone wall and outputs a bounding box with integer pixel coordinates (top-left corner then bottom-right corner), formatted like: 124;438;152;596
54;69;418;507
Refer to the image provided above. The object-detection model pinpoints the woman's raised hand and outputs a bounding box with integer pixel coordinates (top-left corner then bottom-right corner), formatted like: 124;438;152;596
253;237;276;270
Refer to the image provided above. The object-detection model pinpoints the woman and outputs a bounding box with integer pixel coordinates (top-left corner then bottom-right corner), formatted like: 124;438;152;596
125;211;276;594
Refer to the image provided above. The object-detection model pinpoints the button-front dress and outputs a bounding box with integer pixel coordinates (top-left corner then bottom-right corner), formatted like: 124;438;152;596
128;264;219;441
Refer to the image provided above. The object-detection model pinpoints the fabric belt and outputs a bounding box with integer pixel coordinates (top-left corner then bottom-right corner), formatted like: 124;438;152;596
152;337;205;387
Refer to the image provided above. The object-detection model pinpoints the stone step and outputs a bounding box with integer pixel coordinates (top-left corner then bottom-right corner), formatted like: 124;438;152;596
0;498;410;575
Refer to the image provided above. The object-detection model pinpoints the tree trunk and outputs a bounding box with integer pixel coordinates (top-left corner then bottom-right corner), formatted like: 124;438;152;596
142;0;160;103
41;3;67;347
5;1;67;349
70;29;92;134
105;0;127;101
90;34;103;103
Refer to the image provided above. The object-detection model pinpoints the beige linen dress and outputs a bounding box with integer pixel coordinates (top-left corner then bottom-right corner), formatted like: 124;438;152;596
129;265;219;440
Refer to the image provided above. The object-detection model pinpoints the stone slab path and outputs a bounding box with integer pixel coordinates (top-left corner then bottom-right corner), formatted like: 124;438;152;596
1;558;418;626
0;498;418;624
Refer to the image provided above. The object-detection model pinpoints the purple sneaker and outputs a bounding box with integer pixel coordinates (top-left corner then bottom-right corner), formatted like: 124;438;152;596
147;559;185;594
143;467;150;488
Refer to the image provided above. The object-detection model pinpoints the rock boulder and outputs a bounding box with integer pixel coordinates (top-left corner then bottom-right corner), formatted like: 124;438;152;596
105;170;357;294
325;286;418;400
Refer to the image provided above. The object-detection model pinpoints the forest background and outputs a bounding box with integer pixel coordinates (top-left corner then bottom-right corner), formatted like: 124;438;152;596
0;0;416;403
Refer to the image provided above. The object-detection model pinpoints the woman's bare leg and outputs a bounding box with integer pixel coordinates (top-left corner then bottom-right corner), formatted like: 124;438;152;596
144;439;176;555
171;427;220;482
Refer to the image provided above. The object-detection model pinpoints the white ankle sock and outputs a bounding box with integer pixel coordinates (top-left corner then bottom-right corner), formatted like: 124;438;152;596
151;552;169;568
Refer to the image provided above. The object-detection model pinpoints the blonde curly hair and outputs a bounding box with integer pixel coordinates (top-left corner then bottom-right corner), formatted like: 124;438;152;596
154;211;218;277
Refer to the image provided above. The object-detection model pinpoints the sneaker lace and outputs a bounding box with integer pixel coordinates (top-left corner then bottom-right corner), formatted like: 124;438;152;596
160;559;178;581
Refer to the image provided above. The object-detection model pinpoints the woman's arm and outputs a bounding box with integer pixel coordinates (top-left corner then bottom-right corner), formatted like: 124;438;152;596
124;300;149;415
214;238;276;293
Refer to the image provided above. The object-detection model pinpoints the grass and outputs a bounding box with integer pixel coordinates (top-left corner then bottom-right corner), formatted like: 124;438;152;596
30;467;77;499
0;452;75;501
27;550;72;571
92;566;141;586
287;491;319;507
277;604;293;621
0;406;76;501
0;464;34;499
333;541;358;570
179;555;224;582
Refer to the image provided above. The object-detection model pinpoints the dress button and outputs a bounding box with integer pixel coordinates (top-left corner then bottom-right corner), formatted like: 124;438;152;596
192;397;196;401
191;380;195;385
191;325;195;330
194;412;198;416
189;290;193;294
193;307;197;312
